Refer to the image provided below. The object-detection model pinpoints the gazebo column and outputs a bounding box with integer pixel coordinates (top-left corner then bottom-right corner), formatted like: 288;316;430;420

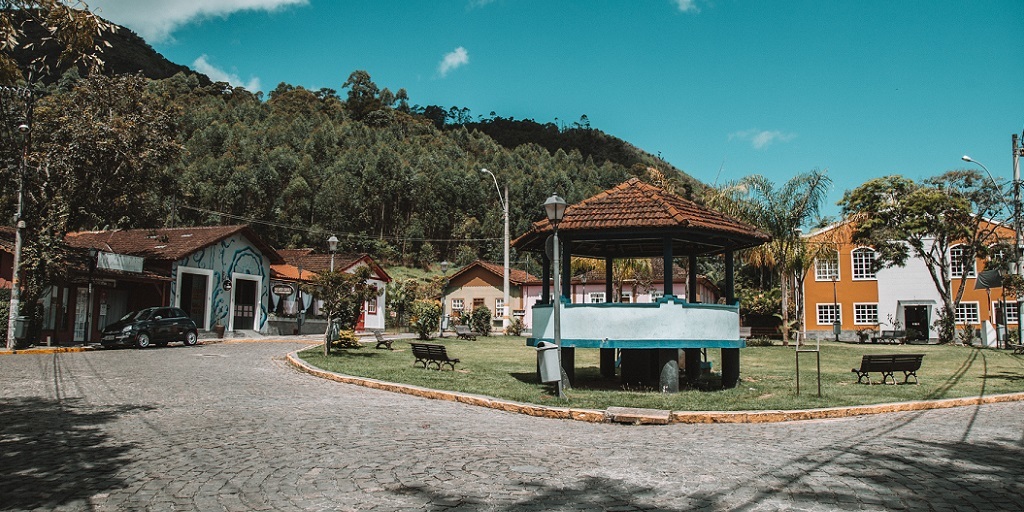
600;255;615;379
678;250;701;386
560;234;574;385
541;252;551;304
663;237;674;296
722;250;740;388
688;254;698;302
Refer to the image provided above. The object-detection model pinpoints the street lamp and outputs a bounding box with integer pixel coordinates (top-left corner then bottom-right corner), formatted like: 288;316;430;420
86;248;97;343
324;235;338;356
5;87;33;348
481;168;510;331
963;153;1023;347
544;194;567;398
832;274;840;343
438;260;449;338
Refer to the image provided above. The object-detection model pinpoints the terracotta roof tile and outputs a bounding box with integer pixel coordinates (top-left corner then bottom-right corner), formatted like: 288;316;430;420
65;225;283;263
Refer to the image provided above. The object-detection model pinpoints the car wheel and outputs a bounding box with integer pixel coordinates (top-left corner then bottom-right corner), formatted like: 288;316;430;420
183;330;198;346
136;333;151;349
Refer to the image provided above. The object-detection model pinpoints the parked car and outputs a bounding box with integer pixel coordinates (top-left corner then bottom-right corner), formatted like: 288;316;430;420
100;307;199;348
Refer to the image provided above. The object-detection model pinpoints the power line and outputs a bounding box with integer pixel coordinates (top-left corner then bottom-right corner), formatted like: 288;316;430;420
178;204;503;244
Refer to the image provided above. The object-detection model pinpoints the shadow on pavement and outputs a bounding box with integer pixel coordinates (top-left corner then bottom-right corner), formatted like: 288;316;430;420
0;397;147;511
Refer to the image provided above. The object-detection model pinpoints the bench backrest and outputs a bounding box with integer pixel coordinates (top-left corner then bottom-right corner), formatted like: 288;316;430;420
411;342;449;360
455;325;471;333
859;354;923;372
879;330;896;337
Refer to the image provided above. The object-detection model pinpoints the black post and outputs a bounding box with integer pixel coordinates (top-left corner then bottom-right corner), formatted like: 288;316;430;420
663;237;673;296
541;251;551;304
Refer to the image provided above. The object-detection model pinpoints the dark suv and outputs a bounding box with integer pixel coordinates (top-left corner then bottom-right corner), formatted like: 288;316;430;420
101;307;199;349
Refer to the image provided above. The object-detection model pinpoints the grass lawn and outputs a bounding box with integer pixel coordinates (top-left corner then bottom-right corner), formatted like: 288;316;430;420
298;337;1024;411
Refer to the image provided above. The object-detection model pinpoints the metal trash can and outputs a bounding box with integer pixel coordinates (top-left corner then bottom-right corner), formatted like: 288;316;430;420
536;341;561;383
14;315;29;341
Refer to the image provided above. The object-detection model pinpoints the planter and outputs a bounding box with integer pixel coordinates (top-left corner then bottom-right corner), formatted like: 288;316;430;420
213;324;226;338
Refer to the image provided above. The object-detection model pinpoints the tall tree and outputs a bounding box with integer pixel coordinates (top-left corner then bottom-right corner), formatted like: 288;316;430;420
705;169;832;344
840;171;1007;344
1;1;113;84
341;70;380;121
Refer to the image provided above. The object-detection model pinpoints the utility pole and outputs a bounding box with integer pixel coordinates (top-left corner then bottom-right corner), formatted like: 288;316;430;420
4;86;32;348
1013;133;1023;346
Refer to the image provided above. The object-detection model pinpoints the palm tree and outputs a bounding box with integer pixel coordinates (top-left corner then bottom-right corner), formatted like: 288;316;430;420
705;170;832;344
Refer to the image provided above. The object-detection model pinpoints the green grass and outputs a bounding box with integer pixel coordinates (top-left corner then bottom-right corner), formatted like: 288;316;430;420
298;338;1024;411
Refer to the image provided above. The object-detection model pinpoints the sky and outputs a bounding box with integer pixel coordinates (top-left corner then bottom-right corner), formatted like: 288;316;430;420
87;0;1024;221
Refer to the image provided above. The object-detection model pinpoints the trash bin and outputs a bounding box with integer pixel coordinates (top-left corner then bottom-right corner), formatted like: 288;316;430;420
536;341;561;383
14;316;29;341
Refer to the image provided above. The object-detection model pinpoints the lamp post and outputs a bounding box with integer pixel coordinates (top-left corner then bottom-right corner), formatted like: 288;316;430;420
5;87;32;348
544;194;567;398
963;153;1023;347
324;235;338;356
86;248;97;343
481;168;510;331
832;274;840;343
438;260;449;338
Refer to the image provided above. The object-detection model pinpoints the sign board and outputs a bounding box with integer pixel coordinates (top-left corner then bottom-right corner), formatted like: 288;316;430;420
272;284;294;296
97;251;144;273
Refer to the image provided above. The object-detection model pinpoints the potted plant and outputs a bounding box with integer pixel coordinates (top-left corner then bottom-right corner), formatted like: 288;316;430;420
213;321;226;338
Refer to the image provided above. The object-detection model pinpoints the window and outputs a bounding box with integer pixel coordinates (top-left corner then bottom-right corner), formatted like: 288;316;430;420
950;245;976;278
851;248;877;280
620;291;632;303
366;297;377;314
853;303;878;325
451;298;464;311
993;302;1019;324
472;298;484;309
588;292;606;303
651;290;664;302
493;299;505;319
816;304;841;325
955;302;980;324
815;251;840;281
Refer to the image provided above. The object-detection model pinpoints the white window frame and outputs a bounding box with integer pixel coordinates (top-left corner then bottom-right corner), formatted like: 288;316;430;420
950;245;977;279
451;298;464;311
853;303;879;325
493;298;505;319
851;247;877;280
366;296;377;315
620;291;632;303
651;290;664;302
992;301;1019;324
954;301;980;324
815;251;840;281
589;292;606;304
816;303;841;325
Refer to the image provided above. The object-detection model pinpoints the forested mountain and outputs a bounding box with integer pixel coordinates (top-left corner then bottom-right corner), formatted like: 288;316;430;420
3;14;705;270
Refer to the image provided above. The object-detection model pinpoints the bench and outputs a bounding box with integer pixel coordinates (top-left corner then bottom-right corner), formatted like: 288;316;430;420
870;330;906;344
852;354;924;385
454;325;480;341
410;342;460;370
1009;343;1024;355
372;330;393;350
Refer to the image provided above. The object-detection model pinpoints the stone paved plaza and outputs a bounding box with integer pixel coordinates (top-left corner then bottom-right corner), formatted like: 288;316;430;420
1;340;1021;511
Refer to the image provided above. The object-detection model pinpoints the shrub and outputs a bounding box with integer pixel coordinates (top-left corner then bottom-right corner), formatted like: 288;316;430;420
469;306;492;336
506;317;524;336
331;329;361;349
409;299;441;340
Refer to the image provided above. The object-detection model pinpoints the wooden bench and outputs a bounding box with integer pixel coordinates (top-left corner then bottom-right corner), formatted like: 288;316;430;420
453;325;480;341
372;330;393;350
1009;343;1024;355
870;330;906;344
410;342;460;370
852;354;924;385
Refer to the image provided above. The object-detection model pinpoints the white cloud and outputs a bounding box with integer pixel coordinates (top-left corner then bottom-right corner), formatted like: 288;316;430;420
192;55;261;92
438;47;469;78
89;0;308;42
468;0;497;8
674;0;700;13
729;129;797;150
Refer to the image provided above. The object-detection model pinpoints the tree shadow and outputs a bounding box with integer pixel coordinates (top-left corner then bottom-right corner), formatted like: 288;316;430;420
0;397;147;511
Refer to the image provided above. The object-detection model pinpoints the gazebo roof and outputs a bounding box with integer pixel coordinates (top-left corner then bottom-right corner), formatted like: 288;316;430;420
512;178;770;257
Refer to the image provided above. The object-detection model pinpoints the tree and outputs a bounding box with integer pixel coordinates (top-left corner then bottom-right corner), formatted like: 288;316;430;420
0;1;113;84
409;299;441;340
341;70;380;121
705;170;832;344
840;171;1007;344
312;266;379;353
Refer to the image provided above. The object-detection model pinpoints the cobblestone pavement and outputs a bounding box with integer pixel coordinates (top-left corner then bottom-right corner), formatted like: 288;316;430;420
1;341;1021;511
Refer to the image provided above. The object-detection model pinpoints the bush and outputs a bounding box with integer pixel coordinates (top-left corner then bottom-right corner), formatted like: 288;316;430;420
506;317;524;336
409;299;441;340
331;329;361;349
469;306;492;336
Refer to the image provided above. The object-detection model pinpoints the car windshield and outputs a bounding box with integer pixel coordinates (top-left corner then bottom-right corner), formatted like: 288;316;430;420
120;309;154;322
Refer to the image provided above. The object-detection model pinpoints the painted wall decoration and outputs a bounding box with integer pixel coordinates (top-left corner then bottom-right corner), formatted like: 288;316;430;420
169;234;272;332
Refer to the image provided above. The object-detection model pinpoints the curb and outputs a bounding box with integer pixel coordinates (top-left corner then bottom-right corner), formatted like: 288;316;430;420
285;350;1024;425
0;345;95;356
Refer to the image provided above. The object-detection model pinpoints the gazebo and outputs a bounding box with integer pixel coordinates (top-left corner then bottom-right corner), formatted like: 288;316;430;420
512;178;770;391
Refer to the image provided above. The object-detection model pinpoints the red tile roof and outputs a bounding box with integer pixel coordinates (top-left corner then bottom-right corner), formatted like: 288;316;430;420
273;250;392;283
448;260;539;285
512;178;769;257
65;225;283;263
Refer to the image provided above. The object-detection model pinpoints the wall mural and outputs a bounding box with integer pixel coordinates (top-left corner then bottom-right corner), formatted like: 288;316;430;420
169;235;271;331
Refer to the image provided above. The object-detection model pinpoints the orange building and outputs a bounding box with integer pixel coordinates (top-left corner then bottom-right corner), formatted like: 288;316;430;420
801;220;1018;342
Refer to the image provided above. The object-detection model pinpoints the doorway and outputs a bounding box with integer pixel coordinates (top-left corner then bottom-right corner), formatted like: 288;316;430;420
905;306;929;341
232;279;258;330
178;272;209;329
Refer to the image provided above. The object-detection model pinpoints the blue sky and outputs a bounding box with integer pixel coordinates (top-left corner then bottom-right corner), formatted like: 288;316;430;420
89;0;1024;220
